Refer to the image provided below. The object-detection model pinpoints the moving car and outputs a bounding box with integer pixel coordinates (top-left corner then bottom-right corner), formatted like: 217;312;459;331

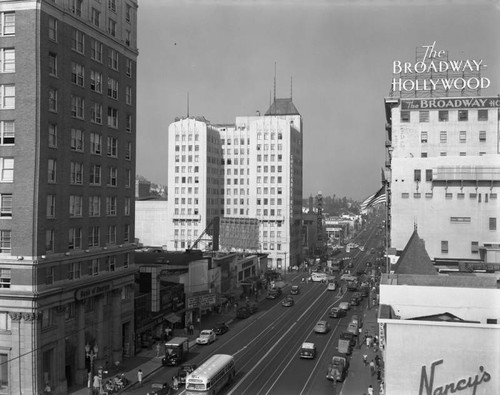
349;296;360;306
327;282;336;291
150;381;171;395
213;322;229;335
329;307;346;318
281;296;295;307
339;302;350;311
290;285;300;295
299;342;317;359
171;364;197;386
314;320;330;334
266;288;282;300
196;329;216;345
326;356;349;381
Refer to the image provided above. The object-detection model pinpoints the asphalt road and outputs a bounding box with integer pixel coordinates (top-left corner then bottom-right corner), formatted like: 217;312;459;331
126;218;383;395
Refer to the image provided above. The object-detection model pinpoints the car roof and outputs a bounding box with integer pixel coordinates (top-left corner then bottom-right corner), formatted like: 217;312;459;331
316;320;327;325
301;342;315;349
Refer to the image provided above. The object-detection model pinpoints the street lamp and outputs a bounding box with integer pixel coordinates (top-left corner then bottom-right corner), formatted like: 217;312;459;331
85;343;98;394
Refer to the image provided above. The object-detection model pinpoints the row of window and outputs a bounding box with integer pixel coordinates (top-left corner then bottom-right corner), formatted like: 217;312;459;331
401;192;497;202
46;224;131;252
441;239;494;254
420;130;488;144
47;159;132;187
401;109;489;123
418;152;489;158
47;194;131;218
65;129;132;159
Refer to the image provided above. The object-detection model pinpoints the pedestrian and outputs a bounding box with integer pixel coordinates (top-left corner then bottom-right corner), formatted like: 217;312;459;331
380;381;385;394
189;323;194;335
92;375;100;395
173;375;179;390
377;368;382;382
184;326;188;336
375;354;380;367
368;384;374;395
363;354;368;365
137;369;143;386
370;360;375;375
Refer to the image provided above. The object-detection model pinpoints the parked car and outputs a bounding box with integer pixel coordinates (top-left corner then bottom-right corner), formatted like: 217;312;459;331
327;282;336;291
281;296;295;307
246;302;258;314
266;288;282;300
213;322;229;335
349;297;360;306
150;381;172;395
236;306;251;319
329;307;346;318
196;329;216;345
339;302;350;311
314;320;330;334
340;331;356;347
326;355;349;382
290;285;300;295
299;342;317;359
171;364;197;386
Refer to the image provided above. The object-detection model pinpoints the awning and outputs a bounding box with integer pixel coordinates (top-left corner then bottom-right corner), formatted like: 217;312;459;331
165;313;181;324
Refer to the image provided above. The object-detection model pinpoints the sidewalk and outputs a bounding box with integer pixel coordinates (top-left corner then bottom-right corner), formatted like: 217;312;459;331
69;276;291;395
340;305;384;395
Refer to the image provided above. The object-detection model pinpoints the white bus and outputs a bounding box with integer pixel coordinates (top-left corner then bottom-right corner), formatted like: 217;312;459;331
185;354;235;395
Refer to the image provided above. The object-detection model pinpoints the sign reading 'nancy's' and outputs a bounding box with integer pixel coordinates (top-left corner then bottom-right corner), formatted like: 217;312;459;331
392;42;490;92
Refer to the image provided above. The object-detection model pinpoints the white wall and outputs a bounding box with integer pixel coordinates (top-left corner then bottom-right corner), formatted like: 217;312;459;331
135;200;169;246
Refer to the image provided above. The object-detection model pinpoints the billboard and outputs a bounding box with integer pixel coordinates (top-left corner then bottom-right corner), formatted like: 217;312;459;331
219;217;259;251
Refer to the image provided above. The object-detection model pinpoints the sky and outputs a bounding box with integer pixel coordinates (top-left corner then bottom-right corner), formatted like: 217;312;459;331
136;0;500;201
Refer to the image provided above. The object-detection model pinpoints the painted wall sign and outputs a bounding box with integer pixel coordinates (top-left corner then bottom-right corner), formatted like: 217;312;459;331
419;359;491;395
401;97;500;110
75;283;112;300
392;41;491;93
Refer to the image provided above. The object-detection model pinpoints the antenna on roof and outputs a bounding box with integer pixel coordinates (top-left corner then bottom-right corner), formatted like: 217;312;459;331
290;76;293;100
187;92;190;118
274;62;277;103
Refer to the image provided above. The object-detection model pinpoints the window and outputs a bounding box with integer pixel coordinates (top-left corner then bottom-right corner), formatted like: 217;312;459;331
71;29;84;54
108;18;116;36
70;0;83;16
0;268;11;287
125;169;131;188
107;167;117;186
441;241;448;253
48;123;57;148
0;84;15;109
123;253;129;268
90;70;102;93
419;111;429;122
0;48;15;73
106;256;116;272
478;109;488;121
48;159;56;183
107;78;118;99
125;142;132;160
68;262;81;280
107;107;118;128
421;152;427;158
71;96;84;119
0;12;15;36
425;169;432;182
46;194;55;218
0;231;11;253
89;196;100;217
69;195;83;217
89;258;99;276
414;169;421;182
0;194;12;218
106;225;116;244
48;17;57;41
91;40;103;62
90;133;102;155
489;218;497;231
68;228;82;251
126;86;132;105
458;110;468;121
450;217;471;223
88;227;100;247
91;102;102;124
108;49;119;70
108;0;117;12
0;312;11;331
89;164;101;185
479;130;486;142
91;8;100;27
420;131;428;143
440;131;447;143
126;59;133;77
124;197;130;216
400;111;410;122
106;196;117;216
107;137;118;157
48;52;57;76
0;158;13;182
126;114;132;133
459;131;466;143
0;121;14;145
70;129;84;152
445;193;452;199
48;88;57;112
126;3;132;22
402;193;409;198
70;162;83;184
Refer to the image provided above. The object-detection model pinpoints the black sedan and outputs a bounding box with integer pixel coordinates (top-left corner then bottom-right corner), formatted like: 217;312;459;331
213;322;229;335
328;307;346;318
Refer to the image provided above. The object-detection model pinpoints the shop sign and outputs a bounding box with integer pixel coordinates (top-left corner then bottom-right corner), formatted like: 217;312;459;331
75;283;111;301
186;294;217;309
419;359;491;395
401;97;500;110
392;41;490;93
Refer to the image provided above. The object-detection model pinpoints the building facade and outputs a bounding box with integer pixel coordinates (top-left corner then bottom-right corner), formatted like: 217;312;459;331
0;1;138;393
166;98;304;269
385;96;500;265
